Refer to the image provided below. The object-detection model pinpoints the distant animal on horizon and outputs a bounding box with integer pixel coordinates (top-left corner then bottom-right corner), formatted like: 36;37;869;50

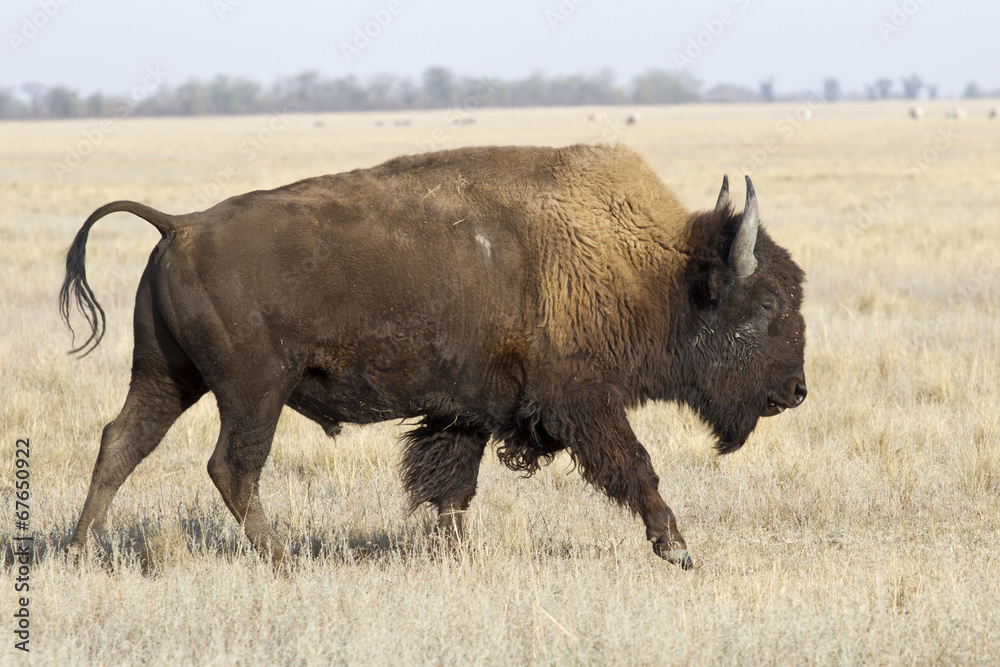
909;106;924;120
61;144;807;570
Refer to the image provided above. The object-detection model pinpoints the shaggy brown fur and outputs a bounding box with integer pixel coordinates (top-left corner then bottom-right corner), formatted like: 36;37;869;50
60;144;806;570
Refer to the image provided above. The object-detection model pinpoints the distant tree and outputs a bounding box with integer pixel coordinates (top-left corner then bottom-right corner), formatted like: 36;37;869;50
0;88;22;119
823;78;840;102
175;81;211;115
207;76;261;114
367;74;403;110
759;77;775;102
630;69;700;104
422;67;456;107
534;71;625;106
321;75;367;111
576;68;627;105
703;83;758;104
901;74;923;99
45;86;81;117
289;70;321;110
875;77;893;99
21;83;47;116
507;73;548;106
395;77;420;108
926;84;939;99
964;81;981;98
83;92;110;117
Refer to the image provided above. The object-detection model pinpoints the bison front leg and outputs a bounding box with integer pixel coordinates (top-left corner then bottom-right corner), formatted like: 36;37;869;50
400;418;489;537
554;396;693;569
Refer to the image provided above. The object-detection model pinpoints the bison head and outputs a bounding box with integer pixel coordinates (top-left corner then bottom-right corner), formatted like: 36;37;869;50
679;175;807;454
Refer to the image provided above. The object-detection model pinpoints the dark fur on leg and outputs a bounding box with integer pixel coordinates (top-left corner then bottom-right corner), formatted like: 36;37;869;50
495;399;565;475
400;416;489;512
541;394;690;561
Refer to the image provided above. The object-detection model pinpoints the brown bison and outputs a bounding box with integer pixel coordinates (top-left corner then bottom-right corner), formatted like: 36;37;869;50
61;144;806;569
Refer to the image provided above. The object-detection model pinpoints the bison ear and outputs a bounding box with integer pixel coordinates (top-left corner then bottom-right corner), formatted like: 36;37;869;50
715;174;729;211
728;176;759;279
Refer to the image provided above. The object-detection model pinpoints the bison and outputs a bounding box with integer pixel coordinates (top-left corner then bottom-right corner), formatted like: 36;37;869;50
61;144;807;569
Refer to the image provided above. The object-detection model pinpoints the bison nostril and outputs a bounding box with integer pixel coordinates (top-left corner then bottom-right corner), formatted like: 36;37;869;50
794;383;807;405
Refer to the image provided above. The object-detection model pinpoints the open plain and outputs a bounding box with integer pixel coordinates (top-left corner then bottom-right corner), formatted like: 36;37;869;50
2;100;999;664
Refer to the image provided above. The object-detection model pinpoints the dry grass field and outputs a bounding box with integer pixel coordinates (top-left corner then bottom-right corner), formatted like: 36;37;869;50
2;100;999;664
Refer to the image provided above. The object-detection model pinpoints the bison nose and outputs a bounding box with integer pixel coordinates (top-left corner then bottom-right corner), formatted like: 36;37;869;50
790;379;807;407
778;377;806;409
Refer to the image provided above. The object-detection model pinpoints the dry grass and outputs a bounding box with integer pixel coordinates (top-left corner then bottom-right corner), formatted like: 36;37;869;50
2;100;999;665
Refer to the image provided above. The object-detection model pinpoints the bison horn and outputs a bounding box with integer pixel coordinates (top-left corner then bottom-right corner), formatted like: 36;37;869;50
715;174;730;211
728;175;759;279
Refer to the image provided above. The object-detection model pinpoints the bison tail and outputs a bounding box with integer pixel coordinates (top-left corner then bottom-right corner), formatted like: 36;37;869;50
59;201;178;356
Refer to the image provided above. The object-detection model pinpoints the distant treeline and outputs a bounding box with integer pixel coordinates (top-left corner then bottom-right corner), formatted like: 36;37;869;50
1;68;699;119
0;68;992;120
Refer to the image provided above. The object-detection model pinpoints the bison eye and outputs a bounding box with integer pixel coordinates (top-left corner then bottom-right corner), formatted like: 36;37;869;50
758;297;779;320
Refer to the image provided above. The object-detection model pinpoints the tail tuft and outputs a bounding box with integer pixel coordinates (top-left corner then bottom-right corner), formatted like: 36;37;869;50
59;222;106;355
59;201;177;356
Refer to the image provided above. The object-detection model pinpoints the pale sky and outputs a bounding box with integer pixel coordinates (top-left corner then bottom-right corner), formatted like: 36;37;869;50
2;0;997;99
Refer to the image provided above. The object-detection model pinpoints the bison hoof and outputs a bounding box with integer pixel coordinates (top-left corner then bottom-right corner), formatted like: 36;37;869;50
66;541;85;564
653;543;694;570
670;550;694;570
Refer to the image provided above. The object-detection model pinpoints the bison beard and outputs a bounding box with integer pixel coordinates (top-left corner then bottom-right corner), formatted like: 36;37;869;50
60;144;806;570
693;395;762;455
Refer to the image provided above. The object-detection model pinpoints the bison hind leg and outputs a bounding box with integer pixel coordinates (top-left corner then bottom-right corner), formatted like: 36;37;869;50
400;417;489;535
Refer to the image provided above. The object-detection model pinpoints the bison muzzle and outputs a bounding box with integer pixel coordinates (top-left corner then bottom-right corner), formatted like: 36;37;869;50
61;144;807;569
